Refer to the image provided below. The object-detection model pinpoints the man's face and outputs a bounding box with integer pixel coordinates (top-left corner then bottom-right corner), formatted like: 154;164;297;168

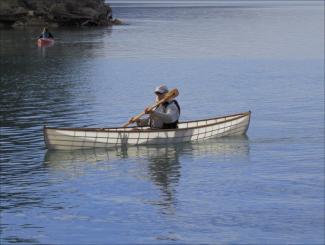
155;92;166;101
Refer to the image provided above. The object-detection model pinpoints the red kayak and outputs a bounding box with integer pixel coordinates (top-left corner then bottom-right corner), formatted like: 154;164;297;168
37;38;54;47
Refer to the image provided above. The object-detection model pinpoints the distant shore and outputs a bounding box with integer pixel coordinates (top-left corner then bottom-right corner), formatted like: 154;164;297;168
0;0;122;29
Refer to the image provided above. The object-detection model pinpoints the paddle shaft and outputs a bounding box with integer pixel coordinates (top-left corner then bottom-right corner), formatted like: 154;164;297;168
123;88;179;127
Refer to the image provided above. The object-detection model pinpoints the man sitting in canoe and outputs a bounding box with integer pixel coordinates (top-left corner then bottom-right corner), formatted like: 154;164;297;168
39;27;54;39
129;85;181;129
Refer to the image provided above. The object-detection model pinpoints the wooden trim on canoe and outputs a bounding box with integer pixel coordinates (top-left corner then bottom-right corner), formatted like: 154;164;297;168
44;111;251;133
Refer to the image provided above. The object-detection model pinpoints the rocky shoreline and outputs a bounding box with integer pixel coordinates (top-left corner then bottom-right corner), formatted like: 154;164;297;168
0;0;121;28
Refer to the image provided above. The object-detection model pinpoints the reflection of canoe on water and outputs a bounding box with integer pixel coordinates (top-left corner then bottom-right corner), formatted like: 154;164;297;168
44;111;251;150
44;137;249;209
44;136;250;166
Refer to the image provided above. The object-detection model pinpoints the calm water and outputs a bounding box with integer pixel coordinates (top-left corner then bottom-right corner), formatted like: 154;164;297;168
0;2;324;244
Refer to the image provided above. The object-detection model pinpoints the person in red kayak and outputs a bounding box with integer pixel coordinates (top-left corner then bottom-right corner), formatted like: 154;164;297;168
39;27;54;39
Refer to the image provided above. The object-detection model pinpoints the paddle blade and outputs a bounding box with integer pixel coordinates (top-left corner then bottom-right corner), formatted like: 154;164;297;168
165;88;179;100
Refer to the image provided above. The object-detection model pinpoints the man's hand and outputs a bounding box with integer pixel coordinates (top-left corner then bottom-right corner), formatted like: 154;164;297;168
144;107;153;114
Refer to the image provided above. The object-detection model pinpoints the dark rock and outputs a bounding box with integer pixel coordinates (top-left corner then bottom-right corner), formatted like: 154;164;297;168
0;0;119;28
111;18;123;25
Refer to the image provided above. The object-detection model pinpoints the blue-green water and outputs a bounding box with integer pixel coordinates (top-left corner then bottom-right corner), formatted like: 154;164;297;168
0;2;324;244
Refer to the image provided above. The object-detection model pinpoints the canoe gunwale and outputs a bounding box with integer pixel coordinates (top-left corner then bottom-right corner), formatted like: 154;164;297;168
44;111;251;133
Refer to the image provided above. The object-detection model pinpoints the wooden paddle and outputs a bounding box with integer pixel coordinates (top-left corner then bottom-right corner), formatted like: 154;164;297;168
123;88;179;127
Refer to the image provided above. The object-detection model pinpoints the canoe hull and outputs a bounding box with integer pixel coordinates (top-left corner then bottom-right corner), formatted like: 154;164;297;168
37;38;54;47
44;111;251;150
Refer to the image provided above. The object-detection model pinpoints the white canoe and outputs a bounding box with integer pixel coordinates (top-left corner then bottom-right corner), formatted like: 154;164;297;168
44;111;251;150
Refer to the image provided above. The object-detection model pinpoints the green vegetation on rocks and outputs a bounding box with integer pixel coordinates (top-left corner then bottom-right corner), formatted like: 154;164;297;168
0;0;121;28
